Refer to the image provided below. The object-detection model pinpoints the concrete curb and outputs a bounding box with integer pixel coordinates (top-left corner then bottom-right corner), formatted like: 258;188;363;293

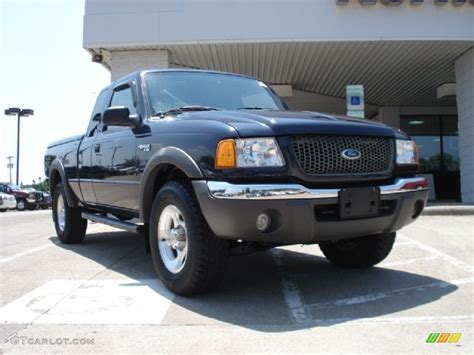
422;205;474;216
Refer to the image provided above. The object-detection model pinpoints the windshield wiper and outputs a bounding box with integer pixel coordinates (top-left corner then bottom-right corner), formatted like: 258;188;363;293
153;105;221;118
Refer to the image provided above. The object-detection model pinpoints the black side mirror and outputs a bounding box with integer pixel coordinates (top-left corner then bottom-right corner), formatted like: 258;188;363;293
102;106;140;127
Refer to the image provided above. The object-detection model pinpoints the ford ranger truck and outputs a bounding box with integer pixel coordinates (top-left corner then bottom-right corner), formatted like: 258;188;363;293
44;69;428;296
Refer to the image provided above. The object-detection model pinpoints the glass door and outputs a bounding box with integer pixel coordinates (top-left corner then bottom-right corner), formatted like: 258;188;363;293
400;115;460;201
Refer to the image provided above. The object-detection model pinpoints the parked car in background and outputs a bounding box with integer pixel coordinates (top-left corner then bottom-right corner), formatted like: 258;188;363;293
0;183;44;211
0;192;16;212
40;192;52;209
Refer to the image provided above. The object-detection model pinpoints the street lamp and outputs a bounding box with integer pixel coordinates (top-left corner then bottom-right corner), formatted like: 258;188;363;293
4;107;34;185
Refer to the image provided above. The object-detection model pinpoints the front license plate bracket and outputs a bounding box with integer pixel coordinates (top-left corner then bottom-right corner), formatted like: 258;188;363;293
339;187;380;220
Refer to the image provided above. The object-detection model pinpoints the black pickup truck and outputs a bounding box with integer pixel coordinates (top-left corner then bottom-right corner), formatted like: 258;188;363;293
45;69;428;295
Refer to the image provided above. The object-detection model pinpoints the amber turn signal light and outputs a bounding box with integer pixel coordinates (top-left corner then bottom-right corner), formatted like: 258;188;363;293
215;139;236;169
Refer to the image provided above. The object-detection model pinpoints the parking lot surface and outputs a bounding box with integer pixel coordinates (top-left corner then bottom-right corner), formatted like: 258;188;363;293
0;210;473;353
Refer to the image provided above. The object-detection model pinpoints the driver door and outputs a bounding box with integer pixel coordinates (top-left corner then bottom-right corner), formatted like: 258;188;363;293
91;82;140;210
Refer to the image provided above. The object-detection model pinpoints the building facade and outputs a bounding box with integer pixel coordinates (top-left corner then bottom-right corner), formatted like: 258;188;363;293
83;0;474;202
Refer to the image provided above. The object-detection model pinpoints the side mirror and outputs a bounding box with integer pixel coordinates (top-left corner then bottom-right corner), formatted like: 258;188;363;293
102;106;140;127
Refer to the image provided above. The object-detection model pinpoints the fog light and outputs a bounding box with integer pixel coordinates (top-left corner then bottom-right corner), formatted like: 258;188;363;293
256;213;271;232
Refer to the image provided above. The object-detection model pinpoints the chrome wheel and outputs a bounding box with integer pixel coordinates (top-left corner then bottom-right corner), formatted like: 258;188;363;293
17;200;25;211
157;204;188;274
56;193;66;232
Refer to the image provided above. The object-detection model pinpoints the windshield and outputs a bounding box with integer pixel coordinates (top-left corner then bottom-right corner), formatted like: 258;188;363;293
145;71;286;115
7;183;21;190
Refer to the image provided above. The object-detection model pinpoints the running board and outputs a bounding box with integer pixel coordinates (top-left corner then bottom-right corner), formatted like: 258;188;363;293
81;212;144;234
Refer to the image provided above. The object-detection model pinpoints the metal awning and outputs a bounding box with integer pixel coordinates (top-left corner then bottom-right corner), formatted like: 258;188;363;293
91;40;473;107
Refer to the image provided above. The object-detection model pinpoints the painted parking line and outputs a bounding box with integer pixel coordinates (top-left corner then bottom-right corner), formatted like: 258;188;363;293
303;277;474;312
274;234;474;325
398;234;474;274
304;315;473;325
0;243;58;264
0;279;174;325
272;249;312;323
381;255;438;267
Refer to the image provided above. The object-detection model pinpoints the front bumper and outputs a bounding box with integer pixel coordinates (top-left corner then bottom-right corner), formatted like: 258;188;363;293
192;177;428;244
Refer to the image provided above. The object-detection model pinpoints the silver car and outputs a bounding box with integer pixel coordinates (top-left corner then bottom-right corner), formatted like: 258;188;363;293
0;192;16;212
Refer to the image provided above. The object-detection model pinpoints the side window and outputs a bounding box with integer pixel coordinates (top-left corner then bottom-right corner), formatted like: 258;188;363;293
86;89;110;137
110;86;137;115
101;86;137;133
0;185;5;193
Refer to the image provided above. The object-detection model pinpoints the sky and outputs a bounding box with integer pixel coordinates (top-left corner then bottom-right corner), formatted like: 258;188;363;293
0;0;110;185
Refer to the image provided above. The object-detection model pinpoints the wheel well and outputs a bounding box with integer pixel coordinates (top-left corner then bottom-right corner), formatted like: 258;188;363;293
50;170;61;194
142;164;189;224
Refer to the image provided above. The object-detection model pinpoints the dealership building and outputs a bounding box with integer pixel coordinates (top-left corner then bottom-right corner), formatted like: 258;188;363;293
83;0;474;202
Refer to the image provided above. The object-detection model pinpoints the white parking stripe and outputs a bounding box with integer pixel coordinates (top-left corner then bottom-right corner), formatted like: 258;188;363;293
394;240;416;246
272;249;312;323
382;255;438;267
0;243;57;264
303;277;474;312
398;234;474;274
0;279;175;325
309;315;473;325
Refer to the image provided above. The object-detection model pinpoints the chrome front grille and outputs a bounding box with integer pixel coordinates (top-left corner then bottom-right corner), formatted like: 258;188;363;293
291;135;394;176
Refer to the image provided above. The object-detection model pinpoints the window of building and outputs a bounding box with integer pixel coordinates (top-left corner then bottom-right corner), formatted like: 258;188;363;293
400;115;460;201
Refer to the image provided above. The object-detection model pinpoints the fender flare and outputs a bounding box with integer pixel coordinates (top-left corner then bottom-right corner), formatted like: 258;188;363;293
48;159;79;207
139;147;203;223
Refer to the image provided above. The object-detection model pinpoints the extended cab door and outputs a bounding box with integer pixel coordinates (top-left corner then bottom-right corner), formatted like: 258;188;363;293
77;88;111;204
91;82;140;210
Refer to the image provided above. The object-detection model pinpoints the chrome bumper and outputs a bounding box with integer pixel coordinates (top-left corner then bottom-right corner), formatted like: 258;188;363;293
207;177;428;200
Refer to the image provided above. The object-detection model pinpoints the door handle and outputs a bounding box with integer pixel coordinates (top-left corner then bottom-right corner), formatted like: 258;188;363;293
94;144;101;153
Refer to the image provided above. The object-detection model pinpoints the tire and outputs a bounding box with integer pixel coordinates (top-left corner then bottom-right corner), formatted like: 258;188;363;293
149;180;229;296
319;232;396;268
52;182;87;244
28;202;40;211
16;199;26;211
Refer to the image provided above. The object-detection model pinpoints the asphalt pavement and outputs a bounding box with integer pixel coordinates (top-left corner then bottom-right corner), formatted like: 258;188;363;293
0;209;473;353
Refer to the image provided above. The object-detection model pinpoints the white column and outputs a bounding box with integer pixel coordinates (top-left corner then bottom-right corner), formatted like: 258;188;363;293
455;48;474;203
110;49;169;81
375;107;400;128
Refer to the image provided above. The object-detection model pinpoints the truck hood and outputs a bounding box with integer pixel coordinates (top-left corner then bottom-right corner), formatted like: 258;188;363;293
177;110;397;138
12;189;35;196
47;134;84;149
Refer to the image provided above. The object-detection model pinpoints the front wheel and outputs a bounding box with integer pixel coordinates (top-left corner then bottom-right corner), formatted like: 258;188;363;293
52;183;87;244
149;181;229;296
16;199;26;211
319;232;396;268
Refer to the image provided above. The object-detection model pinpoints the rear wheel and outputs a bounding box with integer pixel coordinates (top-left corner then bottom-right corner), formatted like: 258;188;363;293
52;182;87;244
319;232;396;268
149;180;229;296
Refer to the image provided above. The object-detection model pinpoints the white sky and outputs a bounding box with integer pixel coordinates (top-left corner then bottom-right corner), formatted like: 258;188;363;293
0;0;110;185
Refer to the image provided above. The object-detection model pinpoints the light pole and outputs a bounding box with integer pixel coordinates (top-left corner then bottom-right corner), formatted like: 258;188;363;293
6;156;14;184
4;107;34;185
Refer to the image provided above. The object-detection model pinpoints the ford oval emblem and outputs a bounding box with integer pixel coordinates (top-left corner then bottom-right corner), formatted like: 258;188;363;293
341;148;361;160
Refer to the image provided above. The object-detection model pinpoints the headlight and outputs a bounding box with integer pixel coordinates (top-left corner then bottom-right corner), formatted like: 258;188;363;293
215;138;285;168
396;139;418;165
236;138;285;167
